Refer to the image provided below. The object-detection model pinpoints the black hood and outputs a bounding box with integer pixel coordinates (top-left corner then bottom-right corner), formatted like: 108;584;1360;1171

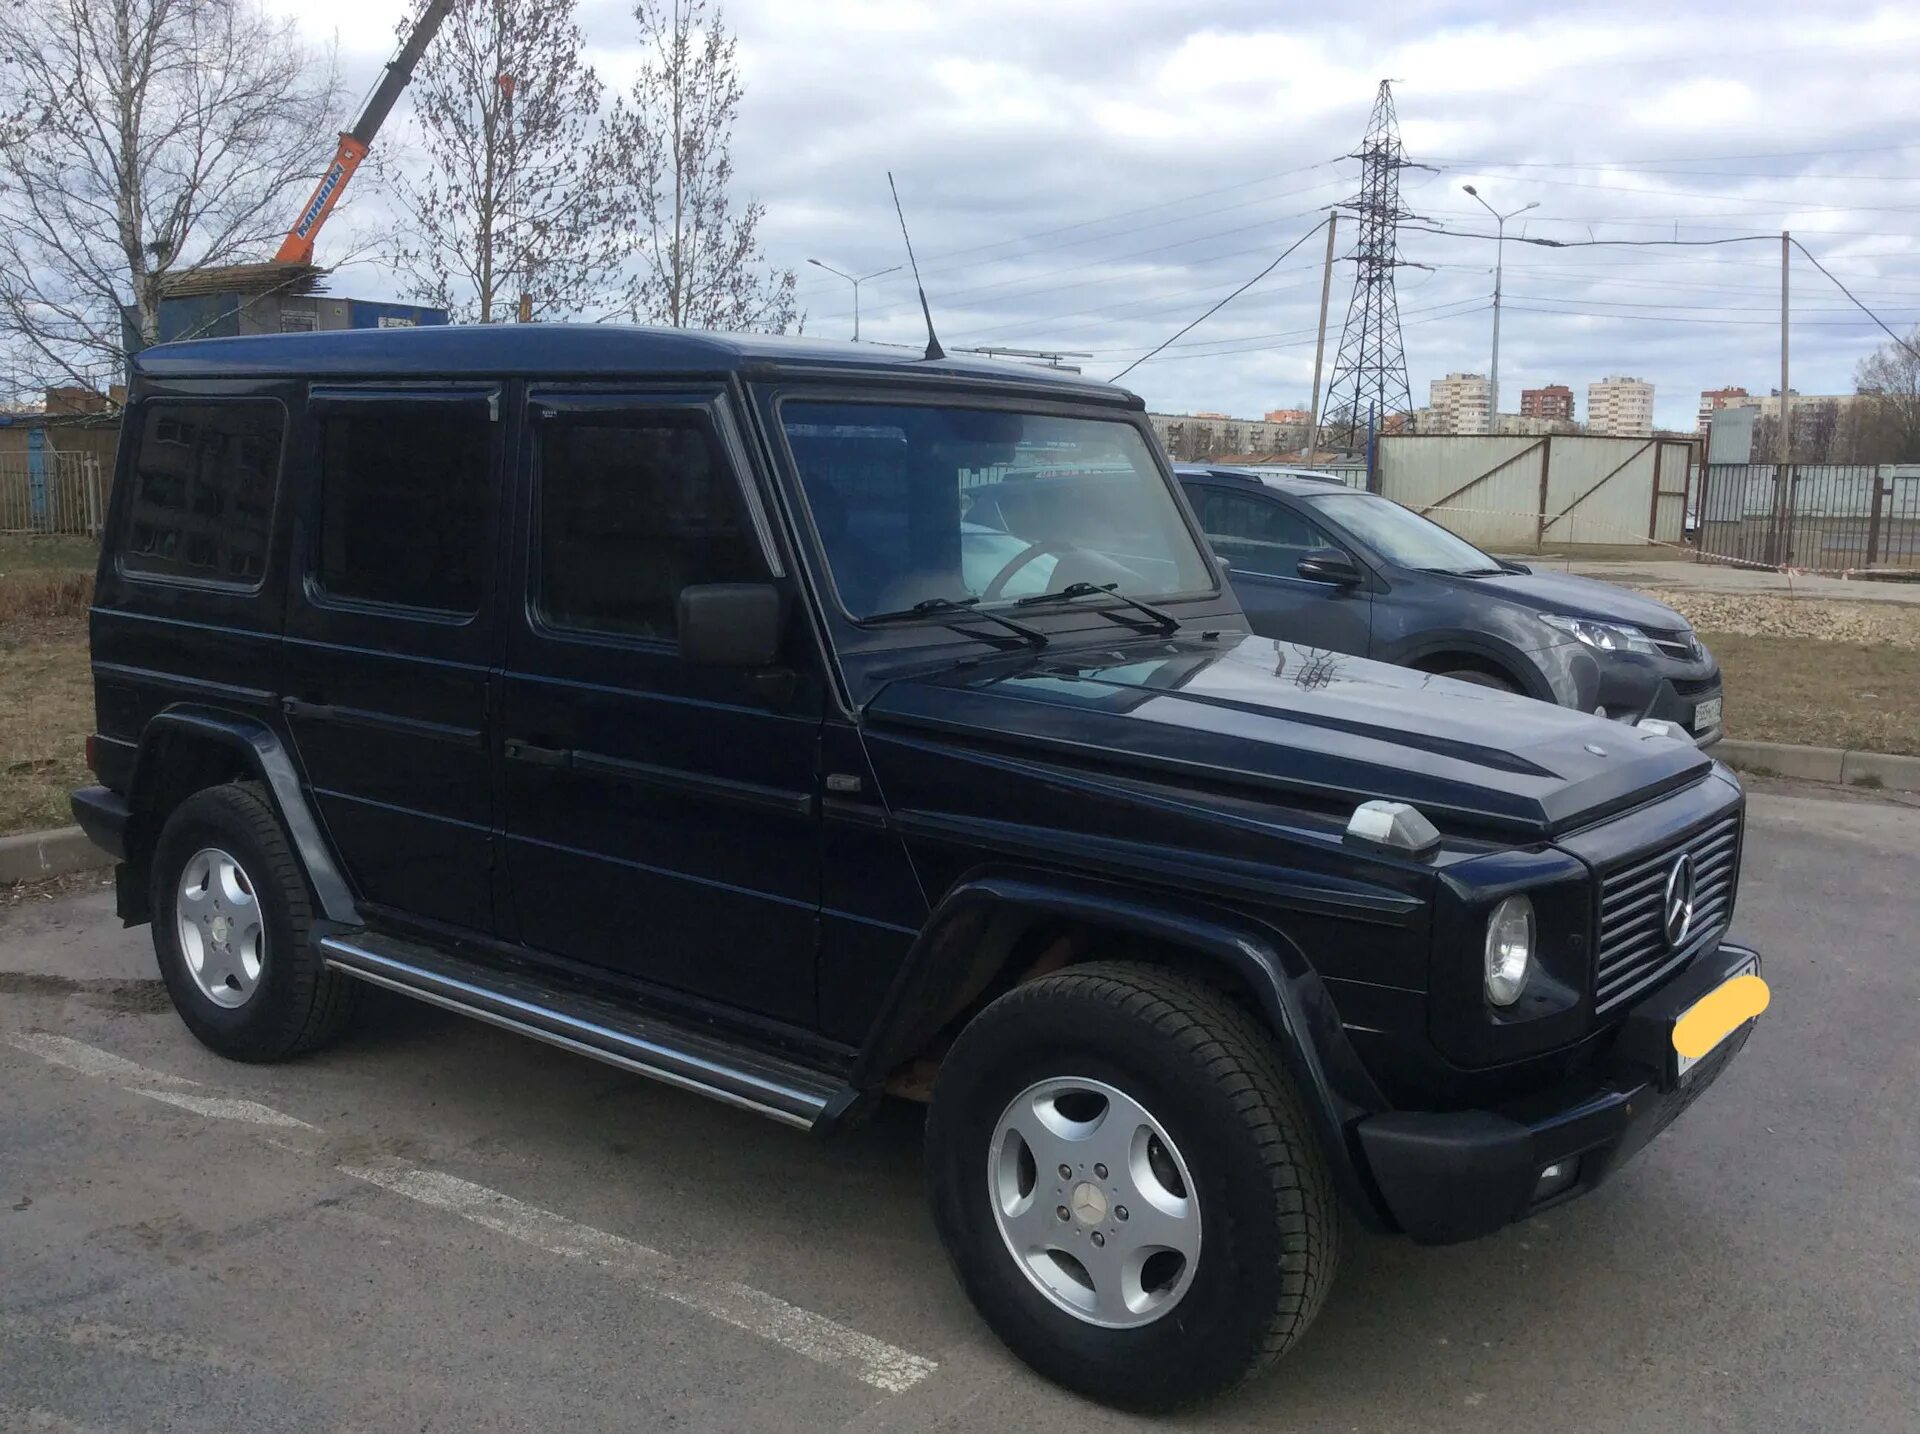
1443;568;1691;630
867;633;1712;840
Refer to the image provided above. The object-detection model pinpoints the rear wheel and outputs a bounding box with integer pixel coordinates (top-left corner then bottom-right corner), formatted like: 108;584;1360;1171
925;962;1338;1411
149;782;359;1061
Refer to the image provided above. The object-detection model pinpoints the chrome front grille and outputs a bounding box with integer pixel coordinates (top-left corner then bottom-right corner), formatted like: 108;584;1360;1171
1594;812;1741;1013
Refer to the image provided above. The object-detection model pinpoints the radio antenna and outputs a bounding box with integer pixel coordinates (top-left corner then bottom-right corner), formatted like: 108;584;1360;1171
887;171;945;361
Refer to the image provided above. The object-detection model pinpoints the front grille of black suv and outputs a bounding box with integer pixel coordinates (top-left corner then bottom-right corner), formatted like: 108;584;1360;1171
1594;813;1741;1014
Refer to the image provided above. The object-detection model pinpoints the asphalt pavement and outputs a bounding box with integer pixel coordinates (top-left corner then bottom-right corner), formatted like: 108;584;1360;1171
2;785;1916;1432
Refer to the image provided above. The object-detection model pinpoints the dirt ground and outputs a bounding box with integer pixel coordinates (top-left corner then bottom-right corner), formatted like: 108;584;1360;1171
1;538;94;835
1639;586;1920;755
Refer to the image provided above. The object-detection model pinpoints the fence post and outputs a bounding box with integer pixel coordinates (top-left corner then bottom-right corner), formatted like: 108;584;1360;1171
1866;468;1886;568
1647;443;1663;543
1535;437;1551;550
27;428;49;531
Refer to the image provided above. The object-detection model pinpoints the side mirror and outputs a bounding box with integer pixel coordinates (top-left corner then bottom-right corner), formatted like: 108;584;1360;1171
678;583;783;667
1214;553;1234;580
1296;548;1362;586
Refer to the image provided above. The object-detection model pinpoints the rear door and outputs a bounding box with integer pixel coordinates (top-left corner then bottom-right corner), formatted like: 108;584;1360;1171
497;389;824;1027
282;386;504;933
1190;483;1372;652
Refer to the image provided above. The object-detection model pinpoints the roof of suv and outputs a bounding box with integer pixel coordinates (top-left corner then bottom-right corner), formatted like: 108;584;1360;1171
1172;463;1359;495
130;323;1141;406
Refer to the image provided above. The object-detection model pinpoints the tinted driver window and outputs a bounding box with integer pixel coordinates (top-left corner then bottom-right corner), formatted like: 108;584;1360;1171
537;411;763;642
1199;489;1331;578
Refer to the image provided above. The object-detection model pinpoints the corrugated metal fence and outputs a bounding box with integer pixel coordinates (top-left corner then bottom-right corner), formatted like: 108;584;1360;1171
1372;434;1694;552
0;452;110;535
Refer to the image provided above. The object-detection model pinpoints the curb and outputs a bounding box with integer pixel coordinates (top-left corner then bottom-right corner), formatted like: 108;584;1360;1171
1716;738;1920;793
0;826;111;885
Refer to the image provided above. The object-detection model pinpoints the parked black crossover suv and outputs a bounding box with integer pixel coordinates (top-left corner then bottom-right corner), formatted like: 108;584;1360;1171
73;327;1767;1410
1177;465;1725;743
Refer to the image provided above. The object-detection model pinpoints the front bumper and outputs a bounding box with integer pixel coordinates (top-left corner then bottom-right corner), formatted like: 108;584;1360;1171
1355;942;1761;1245
1536;642;1723;746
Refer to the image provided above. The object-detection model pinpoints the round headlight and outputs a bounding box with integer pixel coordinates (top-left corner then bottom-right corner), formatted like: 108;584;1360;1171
1484;895;1535;1007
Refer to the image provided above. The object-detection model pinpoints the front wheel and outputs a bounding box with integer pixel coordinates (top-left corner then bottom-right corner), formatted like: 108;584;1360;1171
925;962;1339;1411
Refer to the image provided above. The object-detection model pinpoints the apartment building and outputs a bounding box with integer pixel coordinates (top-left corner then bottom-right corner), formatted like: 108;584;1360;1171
1520;384;1575;422
1428;372;1493;434
1588;376;1655;437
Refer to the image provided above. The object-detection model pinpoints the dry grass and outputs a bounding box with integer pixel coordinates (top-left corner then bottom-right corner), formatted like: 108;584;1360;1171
0;619;92;835
0;539;96;836
1704;630;1920;756
0;533;101;573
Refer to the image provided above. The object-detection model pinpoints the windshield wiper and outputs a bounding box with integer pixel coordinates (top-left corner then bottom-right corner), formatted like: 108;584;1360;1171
1415;566;1504;577
865;595;1048;647
1015;581;1179;634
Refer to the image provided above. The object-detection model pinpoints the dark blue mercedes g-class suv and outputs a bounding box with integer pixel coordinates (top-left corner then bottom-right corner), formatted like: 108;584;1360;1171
71;325;1769;1410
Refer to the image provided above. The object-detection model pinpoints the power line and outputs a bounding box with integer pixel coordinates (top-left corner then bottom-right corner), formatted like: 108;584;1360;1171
1426;142;1920;168
1110;217;1332;382
791;162;1348;304
1790;237;1920;361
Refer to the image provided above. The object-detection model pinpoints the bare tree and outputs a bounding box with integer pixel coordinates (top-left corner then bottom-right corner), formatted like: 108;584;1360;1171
1854;326;1920;464
607;0;796;333
0;0;340;398
386;0;628;324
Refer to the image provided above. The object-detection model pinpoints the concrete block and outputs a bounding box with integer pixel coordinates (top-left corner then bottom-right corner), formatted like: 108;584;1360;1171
0;826;113;885
1717;739;1846;783
1838;749;1920;793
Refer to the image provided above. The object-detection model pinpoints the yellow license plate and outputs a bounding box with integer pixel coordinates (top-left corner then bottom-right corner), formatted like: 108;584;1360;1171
1673;960;1768;1078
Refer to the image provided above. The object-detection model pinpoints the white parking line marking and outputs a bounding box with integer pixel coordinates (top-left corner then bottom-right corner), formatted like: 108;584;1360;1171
341;1160;939;1394
4;1033;198;1086
135;1090;314;1129
9;1029;938;1396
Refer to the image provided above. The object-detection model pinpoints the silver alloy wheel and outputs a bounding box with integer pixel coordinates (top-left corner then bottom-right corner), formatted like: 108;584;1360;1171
988;1076;1201;1328
175;846;266;1008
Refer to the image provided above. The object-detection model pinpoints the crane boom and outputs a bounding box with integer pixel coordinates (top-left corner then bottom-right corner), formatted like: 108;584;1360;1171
274;0;456;266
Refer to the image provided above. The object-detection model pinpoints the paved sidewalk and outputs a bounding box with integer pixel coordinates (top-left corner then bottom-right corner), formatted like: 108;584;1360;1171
1535;556;1920;606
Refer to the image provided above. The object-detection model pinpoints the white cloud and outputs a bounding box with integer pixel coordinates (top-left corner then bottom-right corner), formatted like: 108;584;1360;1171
263;0;1920;429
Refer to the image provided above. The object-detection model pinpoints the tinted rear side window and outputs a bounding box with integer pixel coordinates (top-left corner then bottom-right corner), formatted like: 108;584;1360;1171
537;411;763;642
122;402;284;587
316;402;492;614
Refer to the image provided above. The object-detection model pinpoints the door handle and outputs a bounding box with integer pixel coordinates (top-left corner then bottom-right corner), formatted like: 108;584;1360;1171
503;738;572;768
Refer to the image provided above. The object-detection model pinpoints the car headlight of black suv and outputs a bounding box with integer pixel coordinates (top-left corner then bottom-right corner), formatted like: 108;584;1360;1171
1432;847;1595;1065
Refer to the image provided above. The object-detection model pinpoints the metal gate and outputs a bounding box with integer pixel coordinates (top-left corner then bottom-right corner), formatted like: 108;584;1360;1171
1698;464;1920;571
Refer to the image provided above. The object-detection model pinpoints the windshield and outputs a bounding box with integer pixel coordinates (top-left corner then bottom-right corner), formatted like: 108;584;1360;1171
781;401;1216;620
1302;491;1502;574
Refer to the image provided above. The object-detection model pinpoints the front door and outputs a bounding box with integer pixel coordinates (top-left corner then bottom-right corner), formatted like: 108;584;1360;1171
497;390;824;1027
283;386;504;933
1192;484;1372;653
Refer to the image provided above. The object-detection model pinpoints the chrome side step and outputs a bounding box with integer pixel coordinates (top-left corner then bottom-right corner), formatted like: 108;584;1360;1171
319;933;846;1130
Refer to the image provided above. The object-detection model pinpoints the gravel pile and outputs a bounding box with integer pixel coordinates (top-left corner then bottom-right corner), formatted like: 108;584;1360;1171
1640;589;1920;650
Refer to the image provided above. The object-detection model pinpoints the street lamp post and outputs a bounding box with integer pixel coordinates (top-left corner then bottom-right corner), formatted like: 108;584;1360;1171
806;259;901;342
1461;186;1537;423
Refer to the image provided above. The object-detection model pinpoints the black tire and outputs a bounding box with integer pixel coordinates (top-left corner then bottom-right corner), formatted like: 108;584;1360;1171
925;962;1339;1411
149;781;359;1061
1439;667;1519;693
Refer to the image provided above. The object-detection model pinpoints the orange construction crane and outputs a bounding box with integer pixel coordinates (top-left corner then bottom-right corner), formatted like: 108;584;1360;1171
274;0;455;266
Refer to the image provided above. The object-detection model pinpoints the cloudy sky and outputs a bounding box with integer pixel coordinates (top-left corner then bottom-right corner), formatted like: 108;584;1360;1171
270;0;1920;432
